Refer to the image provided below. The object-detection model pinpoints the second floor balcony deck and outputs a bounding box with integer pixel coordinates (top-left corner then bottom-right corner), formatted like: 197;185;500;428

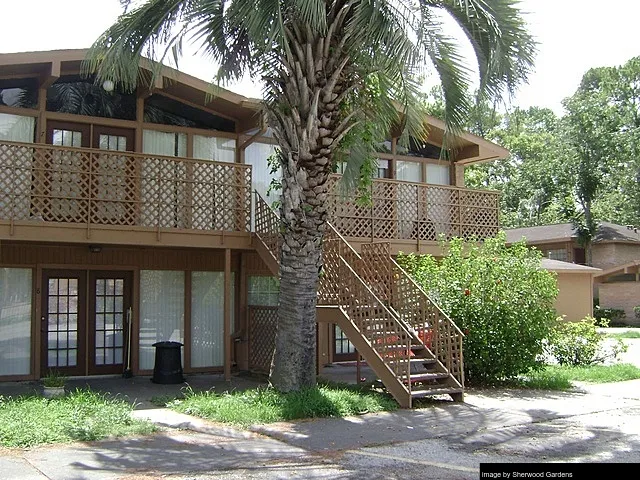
0;141;500;253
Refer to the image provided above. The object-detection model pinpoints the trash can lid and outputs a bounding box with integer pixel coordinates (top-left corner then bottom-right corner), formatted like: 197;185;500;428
152;341;184;347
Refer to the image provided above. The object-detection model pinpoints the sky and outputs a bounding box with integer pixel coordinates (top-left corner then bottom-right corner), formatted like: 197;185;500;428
1;0;639;115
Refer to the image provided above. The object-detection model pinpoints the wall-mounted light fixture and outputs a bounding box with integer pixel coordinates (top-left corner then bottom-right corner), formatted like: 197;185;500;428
102;79;115;92
89;245;102;253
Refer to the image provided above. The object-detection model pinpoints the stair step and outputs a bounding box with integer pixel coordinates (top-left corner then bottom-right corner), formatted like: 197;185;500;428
410;387;464;399
407;372;450;383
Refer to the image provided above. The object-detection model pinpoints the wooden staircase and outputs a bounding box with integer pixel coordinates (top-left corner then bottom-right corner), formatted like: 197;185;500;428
253;192;464;407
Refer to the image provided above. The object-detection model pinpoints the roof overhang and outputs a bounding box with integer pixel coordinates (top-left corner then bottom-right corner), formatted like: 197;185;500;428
594;260;640;280
0;49;509;161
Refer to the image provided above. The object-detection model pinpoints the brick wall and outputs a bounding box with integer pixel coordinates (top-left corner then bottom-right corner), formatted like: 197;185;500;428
598;282;640;325
592;243;640;270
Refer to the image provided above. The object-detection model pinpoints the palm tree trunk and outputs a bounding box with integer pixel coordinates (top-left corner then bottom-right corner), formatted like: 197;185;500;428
270;152;329;391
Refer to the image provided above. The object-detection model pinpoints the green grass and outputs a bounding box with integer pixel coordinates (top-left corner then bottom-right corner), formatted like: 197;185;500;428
515;363;640;390
0;389;156;448
168;384;398;427
606;331;640;339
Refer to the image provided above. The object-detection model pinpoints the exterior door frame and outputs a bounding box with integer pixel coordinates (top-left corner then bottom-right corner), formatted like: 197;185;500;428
41;269;87;376
88;270;133;375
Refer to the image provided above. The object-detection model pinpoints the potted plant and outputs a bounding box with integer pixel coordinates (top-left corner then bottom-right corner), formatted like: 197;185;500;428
42;370;66;398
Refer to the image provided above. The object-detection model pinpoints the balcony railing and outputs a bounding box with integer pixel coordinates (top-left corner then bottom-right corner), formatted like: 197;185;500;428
0;141;252;232
326;175;499;243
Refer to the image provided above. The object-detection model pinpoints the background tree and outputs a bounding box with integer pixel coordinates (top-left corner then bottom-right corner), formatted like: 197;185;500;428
86;0;535;391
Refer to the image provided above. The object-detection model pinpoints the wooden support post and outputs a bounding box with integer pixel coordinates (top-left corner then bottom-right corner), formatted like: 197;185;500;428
224;248;232;381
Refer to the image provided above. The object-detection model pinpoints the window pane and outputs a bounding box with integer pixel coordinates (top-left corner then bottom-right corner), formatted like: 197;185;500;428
193;136;236;163
247;276;279;306
139;270;184;370
0;113;35;142
396;161;422;182
191;272;235;368
142;130;187;157
426;163;450;185
0;268;32;375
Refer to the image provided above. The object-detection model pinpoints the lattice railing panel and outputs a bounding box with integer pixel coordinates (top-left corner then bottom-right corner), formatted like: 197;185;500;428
320;230;413;382
327;174;499;243
0;141;251;232
254;192;282;259
359;242;464;387
248;306;277;373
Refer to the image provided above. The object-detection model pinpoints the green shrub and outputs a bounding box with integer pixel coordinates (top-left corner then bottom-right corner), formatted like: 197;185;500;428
634;305;640;320
397;232;558;384
593;306;626;326
545;316;627;366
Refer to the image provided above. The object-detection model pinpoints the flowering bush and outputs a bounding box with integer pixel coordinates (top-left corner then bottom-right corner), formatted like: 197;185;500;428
545;316;627;366
398;232;558;383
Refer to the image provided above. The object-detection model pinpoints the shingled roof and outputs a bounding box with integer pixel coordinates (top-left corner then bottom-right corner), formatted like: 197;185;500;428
505;222;640;245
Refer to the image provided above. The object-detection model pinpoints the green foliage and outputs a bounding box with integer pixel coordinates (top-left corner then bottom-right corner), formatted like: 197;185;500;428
516;368;572;390
42;369;67;388
543;363;640;384
607;331;640;339
594;306;627;326
170;384;397;427
397;232;557;383
634;305;640;320
0;389;155;447
545;317;627;366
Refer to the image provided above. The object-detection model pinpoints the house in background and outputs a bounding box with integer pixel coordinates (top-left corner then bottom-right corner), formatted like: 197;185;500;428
0;49;508;406
506;222;640;323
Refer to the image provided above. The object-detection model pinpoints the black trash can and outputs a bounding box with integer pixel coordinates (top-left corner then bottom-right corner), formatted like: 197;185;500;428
151;341;184;384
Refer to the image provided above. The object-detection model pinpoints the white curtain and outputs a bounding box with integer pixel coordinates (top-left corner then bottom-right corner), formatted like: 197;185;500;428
0;268;32;375
191;272;235;368
0;114;35;220
0;113;35;142
426;163;450;185
396;161;422;182
244;142;280;229
142;130;187;157
193;136;236;163
139;270;184;370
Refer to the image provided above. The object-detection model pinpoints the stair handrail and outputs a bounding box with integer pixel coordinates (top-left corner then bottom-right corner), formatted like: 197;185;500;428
360;242;464;387
253;191;415;399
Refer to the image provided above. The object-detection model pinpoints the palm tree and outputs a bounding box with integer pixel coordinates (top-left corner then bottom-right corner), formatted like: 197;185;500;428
85;0;535;392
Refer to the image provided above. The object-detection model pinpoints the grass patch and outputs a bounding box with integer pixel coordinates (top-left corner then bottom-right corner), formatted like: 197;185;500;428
513;363;640;390
0;388;156;448
606;331;640;339
170;384;397;426
545;363;640;383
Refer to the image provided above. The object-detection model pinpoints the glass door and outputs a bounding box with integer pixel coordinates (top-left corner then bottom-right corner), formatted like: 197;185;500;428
91;126;136;226
41;270;87;376
88;271;133;375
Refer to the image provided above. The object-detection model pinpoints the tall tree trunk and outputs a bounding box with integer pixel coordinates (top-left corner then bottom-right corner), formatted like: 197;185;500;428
584;200;593;266
269;152;330;390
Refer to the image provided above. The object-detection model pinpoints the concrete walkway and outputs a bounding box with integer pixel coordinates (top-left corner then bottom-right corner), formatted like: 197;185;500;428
2;378;640;479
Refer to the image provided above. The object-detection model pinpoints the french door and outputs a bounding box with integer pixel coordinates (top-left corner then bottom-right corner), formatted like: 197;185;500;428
43;121;136;225
41;270;133;376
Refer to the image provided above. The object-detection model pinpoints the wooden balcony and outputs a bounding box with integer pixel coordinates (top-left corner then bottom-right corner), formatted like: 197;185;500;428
326;175;500;254
0;141;252;248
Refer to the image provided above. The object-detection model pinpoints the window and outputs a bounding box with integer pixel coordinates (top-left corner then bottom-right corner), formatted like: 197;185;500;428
0;113;35;142
144;94;235;132
46;76;136;120
0;78;38;109
142;130;187;157
0;268;32;375
248;276;279;306
52;129;83;147
139;270;184;370
193;136;236;163
546;249;568;262
396;160;422;182
376;159;391;179
98;134;127;151
191;272;235;368
426;163;450;185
